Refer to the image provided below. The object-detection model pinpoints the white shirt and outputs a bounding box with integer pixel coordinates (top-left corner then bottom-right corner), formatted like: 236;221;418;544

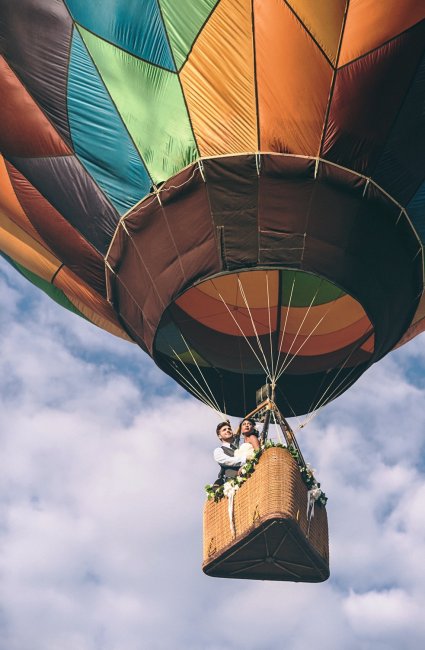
213;441;246;467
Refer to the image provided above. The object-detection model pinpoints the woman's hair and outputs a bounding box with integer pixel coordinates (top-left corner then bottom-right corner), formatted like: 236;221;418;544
239;417;256;428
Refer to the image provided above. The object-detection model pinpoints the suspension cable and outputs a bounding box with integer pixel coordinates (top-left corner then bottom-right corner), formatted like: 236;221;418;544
171;360;220;413
120;221;166;308
211;286;271;379
271;409;283;445
275;280;324;380
295;328;373;430
237;277;273;380
278;390;305;432
276;305;337;380
168;344;224;415
307;329;372;415
176;332;223;413
274;273;296;380
265;271;275;379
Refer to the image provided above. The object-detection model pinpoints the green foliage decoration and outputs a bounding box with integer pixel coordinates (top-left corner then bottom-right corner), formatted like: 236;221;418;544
205;441;327;506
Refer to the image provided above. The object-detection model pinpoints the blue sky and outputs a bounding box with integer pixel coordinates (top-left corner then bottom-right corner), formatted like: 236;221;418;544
1;256;425;650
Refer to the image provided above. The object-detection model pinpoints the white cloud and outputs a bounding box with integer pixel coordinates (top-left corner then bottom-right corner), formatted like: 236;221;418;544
2;260;425;650
343;588;425;647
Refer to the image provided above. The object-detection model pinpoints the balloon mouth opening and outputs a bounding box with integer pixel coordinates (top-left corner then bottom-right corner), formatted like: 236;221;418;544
106;153;421;415
153;268;374;411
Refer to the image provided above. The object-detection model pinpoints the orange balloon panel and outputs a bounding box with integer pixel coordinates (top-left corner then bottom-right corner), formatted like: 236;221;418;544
256;0;333;154
279;295;368;336
277;315;373;357
176;288;276;337
285;0;346;65
0;155;48;248
339;0;425;67
181;0;257;156
196;271;280;309
175;269;374;360
0;212;60;282
55;267;131;341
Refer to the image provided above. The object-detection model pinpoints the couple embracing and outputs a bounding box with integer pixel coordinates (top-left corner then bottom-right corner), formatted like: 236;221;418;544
213;419;261;487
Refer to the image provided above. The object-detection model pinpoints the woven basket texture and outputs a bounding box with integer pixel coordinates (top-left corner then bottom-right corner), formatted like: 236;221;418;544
203;447;329;565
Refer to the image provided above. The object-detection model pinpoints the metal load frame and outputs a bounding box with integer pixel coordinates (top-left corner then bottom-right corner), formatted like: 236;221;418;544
236;384;307;472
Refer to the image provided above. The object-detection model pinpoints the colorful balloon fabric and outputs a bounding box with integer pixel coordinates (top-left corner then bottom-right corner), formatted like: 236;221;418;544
1;1;425;415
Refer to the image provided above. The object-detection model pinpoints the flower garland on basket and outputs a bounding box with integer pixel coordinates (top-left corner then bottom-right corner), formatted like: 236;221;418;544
205;445;263;503
205;441;327;508
287;444;328;508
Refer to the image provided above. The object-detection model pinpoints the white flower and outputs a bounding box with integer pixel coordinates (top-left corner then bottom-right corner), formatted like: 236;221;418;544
309;485;322;501
235;442;256;460
223;481;239;498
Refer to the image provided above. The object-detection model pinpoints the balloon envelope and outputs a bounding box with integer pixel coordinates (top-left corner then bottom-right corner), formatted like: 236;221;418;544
1;1;425;415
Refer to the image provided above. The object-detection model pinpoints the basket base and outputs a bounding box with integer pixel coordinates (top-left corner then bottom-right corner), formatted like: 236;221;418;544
203;515;329;582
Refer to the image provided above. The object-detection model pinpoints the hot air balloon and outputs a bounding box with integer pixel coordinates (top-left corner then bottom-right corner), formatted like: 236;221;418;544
1;0;425;582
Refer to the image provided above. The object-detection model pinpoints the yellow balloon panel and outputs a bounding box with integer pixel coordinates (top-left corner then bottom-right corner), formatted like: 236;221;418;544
180;0;257;156
286;0;346;64
196;271;279;309
0;211;60;282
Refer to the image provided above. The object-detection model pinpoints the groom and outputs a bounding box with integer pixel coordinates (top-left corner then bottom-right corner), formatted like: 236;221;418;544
213;421;247;486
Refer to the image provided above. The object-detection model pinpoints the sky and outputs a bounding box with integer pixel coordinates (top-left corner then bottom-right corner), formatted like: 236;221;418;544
1;256;425;650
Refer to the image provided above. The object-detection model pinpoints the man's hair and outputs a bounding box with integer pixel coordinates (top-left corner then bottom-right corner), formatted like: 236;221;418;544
216;421;231;436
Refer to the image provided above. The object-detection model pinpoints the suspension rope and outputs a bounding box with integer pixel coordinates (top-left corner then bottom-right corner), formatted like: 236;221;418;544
294;365;330;431
308;357;369;420
308;328;372;414
113;212;379;430
170;360;218;411
274;273;296;379
265;271;275;379
109;258;224;414
120;221;166;309
168;344;224;415
176;332;223;413
279;390;305;432
276;306;335;380
237;336;248;416
157;202;186;282
237;277;273;379
172;365;225;416
296;328;373;429
310;371;360;420
114;218;228;417
109;272;156;337
275;280;324;380
211;286;271;379
271;410;283;445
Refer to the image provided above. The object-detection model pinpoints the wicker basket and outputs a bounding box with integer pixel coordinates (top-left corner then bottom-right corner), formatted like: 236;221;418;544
203;447;329;582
